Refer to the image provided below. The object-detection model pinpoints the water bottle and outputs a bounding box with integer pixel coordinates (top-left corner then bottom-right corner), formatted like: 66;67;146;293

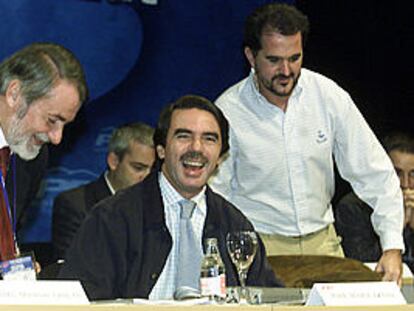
200;238;226;301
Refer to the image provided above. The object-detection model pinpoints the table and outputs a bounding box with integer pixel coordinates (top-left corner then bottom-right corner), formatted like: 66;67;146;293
1;304;414;311
1;284;413;310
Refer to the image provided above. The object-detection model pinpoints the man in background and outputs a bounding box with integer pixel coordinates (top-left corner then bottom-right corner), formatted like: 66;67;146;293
336;132;414;271
209;2;403;284
52;122;155;260
0;42;88;262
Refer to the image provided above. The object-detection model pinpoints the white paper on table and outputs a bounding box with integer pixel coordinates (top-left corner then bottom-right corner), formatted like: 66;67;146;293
0;280;89;305
306;281;406;306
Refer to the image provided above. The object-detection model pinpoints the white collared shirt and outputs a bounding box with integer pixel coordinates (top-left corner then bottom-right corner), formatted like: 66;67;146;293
149;172;207;300
0;127;9;149
209;68;404;251
103;171;116;195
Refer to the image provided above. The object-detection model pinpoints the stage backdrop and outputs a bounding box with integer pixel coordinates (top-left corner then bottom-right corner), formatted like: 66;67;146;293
0;0;286;243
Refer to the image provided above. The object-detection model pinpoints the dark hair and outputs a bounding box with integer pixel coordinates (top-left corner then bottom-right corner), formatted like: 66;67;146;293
108;122;155;161
244;3;309;54
0;42;88;106
382;132;414;154
154;94;229;156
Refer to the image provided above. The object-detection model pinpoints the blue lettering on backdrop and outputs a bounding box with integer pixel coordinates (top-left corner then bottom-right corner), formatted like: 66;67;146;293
95;127;116;151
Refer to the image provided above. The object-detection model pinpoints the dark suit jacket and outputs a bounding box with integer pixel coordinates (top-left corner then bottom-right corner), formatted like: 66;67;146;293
334;192;382;261
6;145;48;237
59;171;282;300
335;191;414;272
52;174;111;260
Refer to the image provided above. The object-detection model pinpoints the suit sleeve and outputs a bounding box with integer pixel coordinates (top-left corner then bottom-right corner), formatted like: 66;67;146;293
52;191;87;260
246;224;284;287
334;193;382;261
58;203;128;300
14;145;49;232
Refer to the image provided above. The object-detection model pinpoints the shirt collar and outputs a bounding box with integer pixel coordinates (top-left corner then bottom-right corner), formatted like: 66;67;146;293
158;171;206;207
104;170;116;195
0;127;9;149
248;68;303;108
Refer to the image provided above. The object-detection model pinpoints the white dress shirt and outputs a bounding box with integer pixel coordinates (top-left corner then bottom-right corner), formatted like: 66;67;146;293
209;68;404;251
149;172;207;300
0;128;9;148
103;170;116;195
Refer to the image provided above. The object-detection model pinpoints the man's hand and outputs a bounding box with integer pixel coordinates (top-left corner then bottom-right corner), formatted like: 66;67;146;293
403;189;414;210
375;249;402;286
403;189;414;228
35;261;42;274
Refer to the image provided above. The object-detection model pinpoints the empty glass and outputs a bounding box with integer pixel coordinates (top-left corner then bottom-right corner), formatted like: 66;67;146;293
226;231;258;302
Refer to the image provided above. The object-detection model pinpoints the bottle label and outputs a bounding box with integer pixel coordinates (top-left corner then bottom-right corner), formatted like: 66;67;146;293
200;274;226;298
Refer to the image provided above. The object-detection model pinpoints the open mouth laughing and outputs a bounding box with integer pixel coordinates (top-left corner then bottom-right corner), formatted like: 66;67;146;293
181;151;208;173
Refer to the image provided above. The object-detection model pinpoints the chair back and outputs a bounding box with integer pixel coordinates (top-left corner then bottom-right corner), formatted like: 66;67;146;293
268;255;382;288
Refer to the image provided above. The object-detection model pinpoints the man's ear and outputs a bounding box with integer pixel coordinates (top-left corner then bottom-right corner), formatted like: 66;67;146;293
107;152;120;171
216;154;225;167
5;79;21;109
244;46;256;69
156;145;165;160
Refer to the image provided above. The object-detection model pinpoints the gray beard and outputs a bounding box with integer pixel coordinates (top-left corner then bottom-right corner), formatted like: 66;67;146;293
6;116;45;160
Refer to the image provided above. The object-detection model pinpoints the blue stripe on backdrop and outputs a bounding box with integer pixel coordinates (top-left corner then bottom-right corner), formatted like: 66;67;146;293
0;0;142;100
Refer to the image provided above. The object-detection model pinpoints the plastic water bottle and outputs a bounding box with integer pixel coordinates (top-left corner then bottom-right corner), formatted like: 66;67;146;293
200;238;226;301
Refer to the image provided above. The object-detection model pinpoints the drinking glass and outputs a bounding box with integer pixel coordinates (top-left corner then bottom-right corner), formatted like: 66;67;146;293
226;231;258;302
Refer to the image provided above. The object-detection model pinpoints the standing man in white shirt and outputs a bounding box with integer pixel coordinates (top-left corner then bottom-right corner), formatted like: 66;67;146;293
209;2;404;284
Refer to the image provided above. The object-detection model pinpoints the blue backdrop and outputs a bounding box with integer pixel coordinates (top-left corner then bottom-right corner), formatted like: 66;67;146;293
0;0;289;243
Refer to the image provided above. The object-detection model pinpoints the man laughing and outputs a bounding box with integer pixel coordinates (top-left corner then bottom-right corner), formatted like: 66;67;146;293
59;94;281;301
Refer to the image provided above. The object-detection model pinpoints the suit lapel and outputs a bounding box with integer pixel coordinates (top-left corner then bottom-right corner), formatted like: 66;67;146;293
84;174;112;213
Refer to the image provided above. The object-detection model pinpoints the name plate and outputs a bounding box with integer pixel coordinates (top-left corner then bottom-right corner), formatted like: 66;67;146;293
0;280;89;305
306;281;406;306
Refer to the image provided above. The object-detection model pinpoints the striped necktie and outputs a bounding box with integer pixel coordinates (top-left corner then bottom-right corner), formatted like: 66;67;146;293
175;200;202;293
0;147;15;261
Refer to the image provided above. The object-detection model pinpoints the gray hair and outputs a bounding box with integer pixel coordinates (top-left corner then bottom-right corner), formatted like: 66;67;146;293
0;42;88;106
108;122;155;160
